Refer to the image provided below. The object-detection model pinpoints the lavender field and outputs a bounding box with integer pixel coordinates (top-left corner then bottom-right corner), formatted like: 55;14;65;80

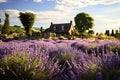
0;39;120;80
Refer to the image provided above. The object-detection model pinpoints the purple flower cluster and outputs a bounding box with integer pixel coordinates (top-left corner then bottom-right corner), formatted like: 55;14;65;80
0;39;120;80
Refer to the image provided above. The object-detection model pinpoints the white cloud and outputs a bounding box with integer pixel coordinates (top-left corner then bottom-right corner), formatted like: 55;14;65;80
91;0;120;5
93;14;120;33
33;0;42;3
0;9;21;25
35;11;71;23
1;0;118;25
0;7;119;32
54;0;120;11
0;0;7;3
0;9;72;26
53;0;120;33
55;0;86;11
94;15;120;25
0;0;119;31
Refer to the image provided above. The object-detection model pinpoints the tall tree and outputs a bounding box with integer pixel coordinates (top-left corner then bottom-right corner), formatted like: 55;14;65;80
0;18;1;24
40;26;43;33
88;30;94;34
111;29;115;36
105;30;110;36
96;32;99;36
0;18;2;33
19;12;35;36
74;12;94;33
2;13;10;34
115;30;118;35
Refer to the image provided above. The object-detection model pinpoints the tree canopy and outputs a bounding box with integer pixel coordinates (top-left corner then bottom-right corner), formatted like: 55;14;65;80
105;30;110;36
88;30;94;34
0;18;2;24
74;12;94;33
2;12;10;34
19;12;35;36
111;29;115;36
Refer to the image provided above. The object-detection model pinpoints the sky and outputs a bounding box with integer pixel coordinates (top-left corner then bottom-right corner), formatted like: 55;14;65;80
0;0;120;33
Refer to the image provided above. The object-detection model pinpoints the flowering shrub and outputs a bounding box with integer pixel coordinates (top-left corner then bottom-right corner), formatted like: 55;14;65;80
0;39;120;80
0;52;60;80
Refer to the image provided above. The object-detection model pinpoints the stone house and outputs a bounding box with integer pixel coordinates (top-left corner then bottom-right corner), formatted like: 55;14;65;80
44;21;75;36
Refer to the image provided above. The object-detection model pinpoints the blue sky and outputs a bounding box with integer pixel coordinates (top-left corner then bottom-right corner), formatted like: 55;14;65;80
0;0;120;33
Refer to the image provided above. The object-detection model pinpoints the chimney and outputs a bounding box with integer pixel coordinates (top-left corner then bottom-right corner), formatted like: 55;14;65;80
51;22;53;25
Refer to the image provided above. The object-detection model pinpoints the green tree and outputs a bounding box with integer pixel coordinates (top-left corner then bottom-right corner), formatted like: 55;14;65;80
115;30;118;35
96;32;99;36
0;18;1;24
19;12;35;36
40;26;43;33
105;30;110;36
2;13;10;34
88;30;94;34
111;29;115;36
0;18;2;33
74;12;94;33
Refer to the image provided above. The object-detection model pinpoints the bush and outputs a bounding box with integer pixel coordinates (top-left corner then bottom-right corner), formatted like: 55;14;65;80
0;52;60;80
0;40;120;80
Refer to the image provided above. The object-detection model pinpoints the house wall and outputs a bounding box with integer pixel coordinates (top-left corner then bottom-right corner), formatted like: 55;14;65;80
69;24;75;35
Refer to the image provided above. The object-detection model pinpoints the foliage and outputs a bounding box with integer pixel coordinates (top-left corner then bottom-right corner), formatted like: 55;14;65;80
115;28;120;39
9;26;24;34
79;32;88;39
88;30;94;35
32;31;40;37
97;33;107;39
40;26;43;33
74;12;94;33
111;29;115;36
0;25;24;39
115;30;119;35
73;29;79;36
87;30;95;38
1;13;10;34
105;30;110;36
0;40;120;80
96;32;99;36
58;36;66;40
0;24;2;33
31;28;41;37
0;18;2;23
19;12;35;36
0;18;2;33
0;52;60;80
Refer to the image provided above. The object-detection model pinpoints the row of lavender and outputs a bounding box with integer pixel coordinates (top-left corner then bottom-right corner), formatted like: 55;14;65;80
0;39;120;80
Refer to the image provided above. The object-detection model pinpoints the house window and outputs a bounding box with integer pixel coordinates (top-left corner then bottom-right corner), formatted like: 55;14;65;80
53;26;56;31
61;26;64;30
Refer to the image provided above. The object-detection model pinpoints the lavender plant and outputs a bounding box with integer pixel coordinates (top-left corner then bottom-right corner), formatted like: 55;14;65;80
0;39;119;80
0;52;60;80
